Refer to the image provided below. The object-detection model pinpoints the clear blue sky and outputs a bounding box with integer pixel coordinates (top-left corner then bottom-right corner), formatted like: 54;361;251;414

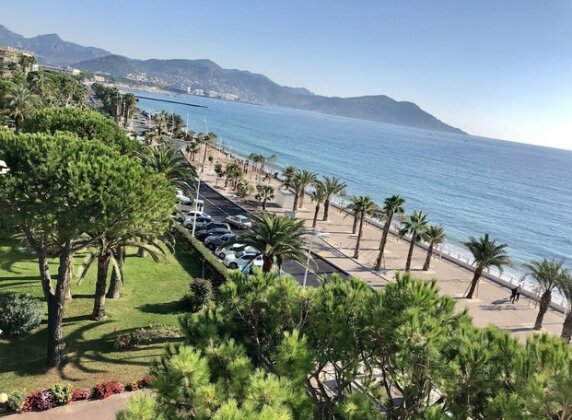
5;0;572;149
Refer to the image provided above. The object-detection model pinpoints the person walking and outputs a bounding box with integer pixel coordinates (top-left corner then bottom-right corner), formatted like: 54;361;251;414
510;287;518;303
515;285;522;302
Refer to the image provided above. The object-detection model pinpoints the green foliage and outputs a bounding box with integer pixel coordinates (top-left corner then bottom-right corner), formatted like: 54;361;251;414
114;325;181;350
180;278;213;312
49;383;73;405
20;107;137;154
27;70;87;108
6;391;26;413
0;292;43;336
117;394;163;420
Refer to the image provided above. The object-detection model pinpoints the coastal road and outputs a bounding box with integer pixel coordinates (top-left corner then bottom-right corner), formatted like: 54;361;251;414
194;183;348;287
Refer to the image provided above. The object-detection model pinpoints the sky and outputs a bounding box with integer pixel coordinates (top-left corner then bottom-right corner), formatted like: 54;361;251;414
4;0;572;149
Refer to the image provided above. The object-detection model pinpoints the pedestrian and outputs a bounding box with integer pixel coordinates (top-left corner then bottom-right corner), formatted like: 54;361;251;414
516;285;522;302
510;287;518;303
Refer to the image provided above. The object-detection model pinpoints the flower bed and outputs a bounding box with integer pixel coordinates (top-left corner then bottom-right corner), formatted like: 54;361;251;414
0;375;153;414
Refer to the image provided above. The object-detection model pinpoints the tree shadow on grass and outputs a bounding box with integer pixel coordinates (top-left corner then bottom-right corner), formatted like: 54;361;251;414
137;301;185;315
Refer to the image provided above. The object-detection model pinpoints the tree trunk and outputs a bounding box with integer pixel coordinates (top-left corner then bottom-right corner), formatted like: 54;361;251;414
352;214;358;235
423;244;434;271
201;144;208;173
137;248;146;258
38;251;53;299
374;220;391;271
405;233;416;271
561;312;572;343
262;198;267;211
298;188;305;208
466;268;483;299
292;193;299;212
106;246;124;299
92;252;110;320
313;204;320;229
353;214;365;259
47;244;73;367
262;255;273;273
323;198;330;221
534;291;552;330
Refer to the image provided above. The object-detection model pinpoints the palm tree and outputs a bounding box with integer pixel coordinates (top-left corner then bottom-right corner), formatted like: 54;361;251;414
559;270;572;342
463;234;510;299
524;259;565;330
4;85;39;127
321;176;347;221
236;178;254;199
201;133;217;173
310;182;327;229
399;210;429;271
345;196;361;235
351;195;378;259
291;169;317;210
224;162;243;189
154;111;168;136
138;145;197;194
249;153;266;183
241;213;306;273
186;142;201;161
280;165;297;190
373;195;405;271
422;225;446;271
255;184;275;210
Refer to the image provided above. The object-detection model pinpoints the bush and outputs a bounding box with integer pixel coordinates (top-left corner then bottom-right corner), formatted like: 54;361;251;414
113;325;180;351
22;389;55;412
71;388;91;401
5;391;25;413
138;375;153;389
91;381;125;400
50;383;73;405
124;380;140;392
116;393;159;420
180;278;212;312
0;292;43;336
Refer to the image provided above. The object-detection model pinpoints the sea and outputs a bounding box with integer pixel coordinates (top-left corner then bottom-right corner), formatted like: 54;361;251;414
133;90;572;290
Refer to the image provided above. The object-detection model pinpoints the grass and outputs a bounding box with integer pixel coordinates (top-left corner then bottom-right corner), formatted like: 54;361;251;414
0;239;200;393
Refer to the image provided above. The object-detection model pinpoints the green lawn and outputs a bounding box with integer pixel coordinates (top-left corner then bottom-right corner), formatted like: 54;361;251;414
0;239;199;393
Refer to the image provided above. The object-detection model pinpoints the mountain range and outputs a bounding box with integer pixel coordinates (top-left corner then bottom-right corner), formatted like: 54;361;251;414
0;24;465;134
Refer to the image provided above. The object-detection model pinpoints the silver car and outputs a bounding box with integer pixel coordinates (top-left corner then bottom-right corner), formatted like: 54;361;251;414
225;214;252;229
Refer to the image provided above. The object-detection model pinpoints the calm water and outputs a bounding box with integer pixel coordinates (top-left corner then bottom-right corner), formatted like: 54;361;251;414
135;91;572;276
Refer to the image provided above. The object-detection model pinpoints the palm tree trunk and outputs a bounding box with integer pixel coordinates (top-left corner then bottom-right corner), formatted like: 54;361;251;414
353;213;365;259
106;246;124;299
92;252;110;320
298;189;305;208
534;291;552;330
561;312;572;343
323;198;330;221
262;255;273;273
313;204;320;229
405;233;416;272
466;268;483;299
374;220;391;271
423;244;434;271
262;198;267;211
352;214;358;235
292;193;299;212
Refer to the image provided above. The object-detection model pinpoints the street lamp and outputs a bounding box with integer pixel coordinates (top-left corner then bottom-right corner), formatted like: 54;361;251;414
303;232;330;288
191;176;201;236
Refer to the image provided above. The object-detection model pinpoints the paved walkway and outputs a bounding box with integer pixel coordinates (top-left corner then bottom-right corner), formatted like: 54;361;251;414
196;145;566;342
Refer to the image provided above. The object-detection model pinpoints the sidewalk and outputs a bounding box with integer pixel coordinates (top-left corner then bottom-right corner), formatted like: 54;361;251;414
195;146;566;341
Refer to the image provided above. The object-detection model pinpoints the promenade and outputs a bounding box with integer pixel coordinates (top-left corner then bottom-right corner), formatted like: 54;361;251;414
196;145;566;341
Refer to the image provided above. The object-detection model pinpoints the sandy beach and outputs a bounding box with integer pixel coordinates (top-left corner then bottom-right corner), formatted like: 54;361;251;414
190;143;567;342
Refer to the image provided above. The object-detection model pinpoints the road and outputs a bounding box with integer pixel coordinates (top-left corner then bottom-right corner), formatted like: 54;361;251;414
188;182;348;288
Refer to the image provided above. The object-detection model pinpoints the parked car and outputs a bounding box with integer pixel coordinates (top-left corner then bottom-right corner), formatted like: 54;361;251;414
171;211;185;222
196;227;231;241
196;222;231;234
225;214;252;229
215;243;247;259
204;233;236;250
175;189;192;205
223;251;263;270
184;216;212;230
185;210;211;220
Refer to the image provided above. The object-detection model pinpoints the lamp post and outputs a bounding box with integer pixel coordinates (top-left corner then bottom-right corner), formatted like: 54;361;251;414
303;232;330;288
191;176;201;237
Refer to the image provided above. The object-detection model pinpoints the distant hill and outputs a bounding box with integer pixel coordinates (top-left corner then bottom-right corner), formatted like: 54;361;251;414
0;24;465;134
0;24;110;65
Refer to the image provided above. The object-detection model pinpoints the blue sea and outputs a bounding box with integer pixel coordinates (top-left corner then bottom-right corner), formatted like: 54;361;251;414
134;91;572;279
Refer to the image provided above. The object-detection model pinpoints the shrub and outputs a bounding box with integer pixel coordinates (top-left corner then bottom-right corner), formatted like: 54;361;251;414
180;278;212;312
0;292;43;336
22;389;55;412
116;393;159;420
91;381;125;400
50;383;73;405
113;325;180;351
138;375;153;389
6;391;25;413
71;388;91;401
124;380;140;392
